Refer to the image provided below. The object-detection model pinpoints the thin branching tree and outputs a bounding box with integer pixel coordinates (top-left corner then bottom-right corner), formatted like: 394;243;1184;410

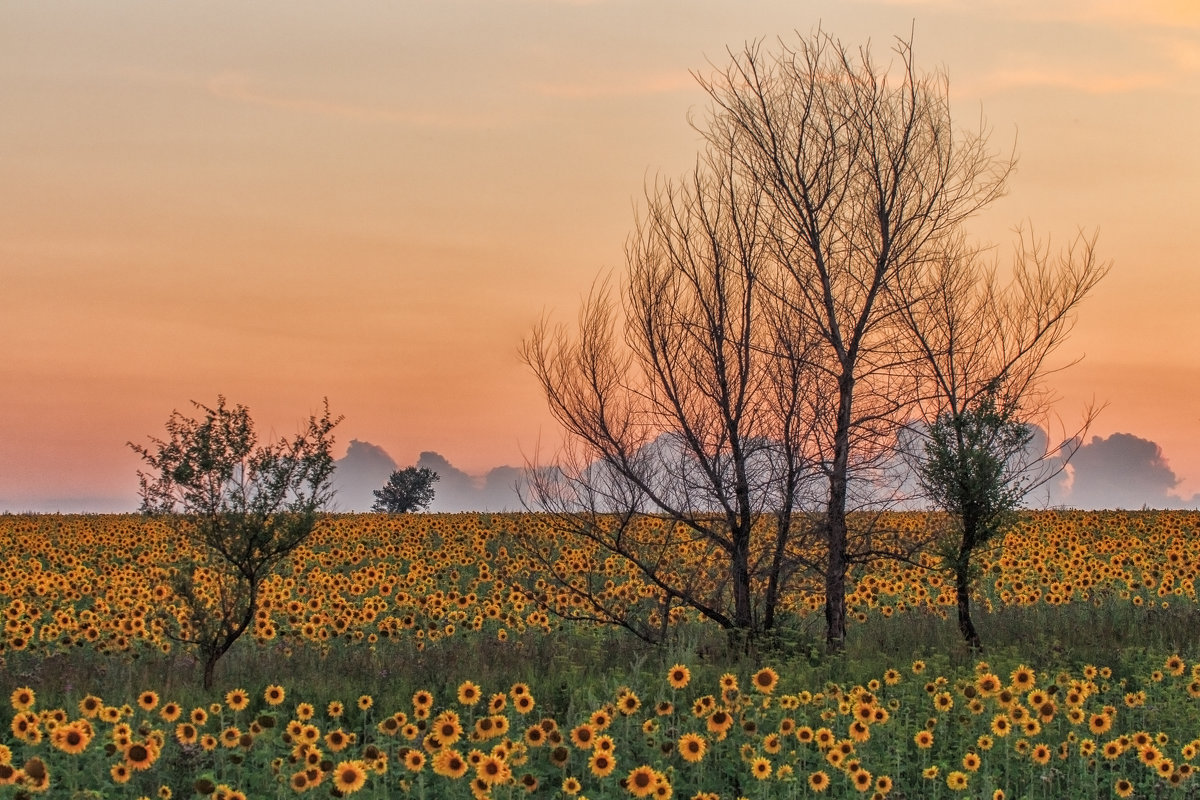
129;396;341;688
696;30;1014;649
521;149;822;643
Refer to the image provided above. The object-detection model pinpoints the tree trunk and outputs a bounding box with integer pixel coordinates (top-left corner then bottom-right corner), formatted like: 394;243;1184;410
203;655;218;690
823;513;849;650
824;375;854;651
763;508;793;630
731;528;753;630
955;548;981;651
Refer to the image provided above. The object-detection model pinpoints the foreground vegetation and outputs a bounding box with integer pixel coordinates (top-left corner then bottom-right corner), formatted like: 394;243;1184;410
1;511;1198;798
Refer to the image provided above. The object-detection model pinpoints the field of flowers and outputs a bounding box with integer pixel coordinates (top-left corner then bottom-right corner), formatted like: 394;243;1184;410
1;510;1198;798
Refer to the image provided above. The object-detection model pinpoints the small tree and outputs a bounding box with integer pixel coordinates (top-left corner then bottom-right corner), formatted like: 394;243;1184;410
129;396;341;688
902;230;1108;649
917;384;1033;650
372;467;439;513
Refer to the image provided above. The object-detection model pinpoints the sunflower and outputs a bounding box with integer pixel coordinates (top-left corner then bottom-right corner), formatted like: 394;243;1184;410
590;709;612;730
475;754;510;786
137;691;159;712
159;702;182;722
10;687;35;712
946;770;969;790
814;727;835;749
190;707;208;726
808;770;830;792
357;695;373;711
224;689;250;713
589;748;617;778
707;710;734;736
51;722;91;755
1031;744;1051;765
569;724;595;749
78;695;103;718
326;728;352;753
914;730;934;749
327;700;345;719
1114;778;1134;798
331;760;369;794
850;768;872;792
1088;713;1112;735
1010;665;1036;691
110;762;132;784
561;776;582;795
626;765;659;798
431;713;462;746
617;690;641;716
752;667;779;694
962;752;981;771
433;748;469;779
1139;744;1163;766
457;681;482;705
263;685;286;707
125;741;156;771
678;733;706;763
667;664;691;690
751;756;773;780
405;750;425;772
976;673;1001;695
174;723;198;746
220;727;241;749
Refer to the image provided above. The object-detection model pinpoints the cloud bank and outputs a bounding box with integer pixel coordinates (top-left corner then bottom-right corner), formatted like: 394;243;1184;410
1052;432;1196;510
1;431;1193;514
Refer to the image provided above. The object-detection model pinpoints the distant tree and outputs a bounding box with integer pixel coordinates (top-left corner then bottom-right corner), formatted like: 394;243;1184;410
129;396;341;688
372;467;439;513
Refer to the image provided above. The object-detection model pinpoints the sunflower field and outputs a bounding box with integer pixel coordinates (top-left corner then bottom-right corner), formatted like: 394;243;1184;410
1;510;1198;798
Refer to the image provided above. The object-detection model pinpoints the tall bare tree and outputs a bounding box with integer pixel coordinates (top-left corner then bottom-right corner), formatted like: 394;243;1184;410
695;30;1013;649
902;230;1109;648
520;150;821;642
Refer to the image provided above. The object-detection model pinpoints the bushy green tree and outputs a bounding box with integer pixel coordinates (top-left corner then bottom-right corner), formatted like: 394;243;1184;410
918;384;1033;650
372;467;439;513
129;396;341;687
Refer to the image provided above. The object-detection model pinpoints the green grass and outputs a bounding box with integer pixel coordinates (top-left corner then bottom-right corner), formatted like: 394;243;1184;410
4;597;1200;798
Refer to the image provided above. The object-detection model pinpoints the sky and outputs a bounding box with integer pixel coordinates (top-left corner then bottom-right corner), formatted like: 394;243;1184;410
2;0;1199;512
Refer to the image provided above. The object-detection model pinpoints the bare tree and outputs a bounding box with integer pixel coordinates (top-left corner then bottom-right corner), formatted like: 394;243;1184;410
902;230;1109;648
520;150;821;642
695;30;1013;649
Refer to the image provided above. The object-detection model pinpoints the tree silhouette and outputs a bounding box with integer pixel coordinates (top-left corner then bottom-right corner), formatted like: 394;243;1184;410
372;467;439;513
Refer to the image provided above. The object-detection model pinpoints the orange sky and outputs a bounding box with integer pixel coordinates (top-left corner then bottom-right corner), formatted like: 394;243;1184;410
2;1;1199;511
